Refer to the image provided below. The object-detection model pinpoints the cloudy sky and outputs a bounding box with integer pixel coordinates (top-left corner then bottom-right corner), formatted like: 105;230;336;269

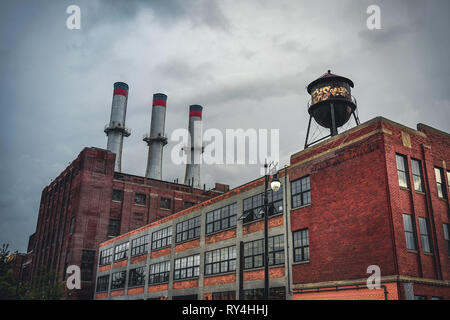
1;0;449;252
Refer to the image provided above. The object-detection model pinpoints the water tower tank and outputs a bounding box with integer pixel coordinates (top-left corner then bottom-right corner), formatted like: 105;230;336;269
304;70;359;148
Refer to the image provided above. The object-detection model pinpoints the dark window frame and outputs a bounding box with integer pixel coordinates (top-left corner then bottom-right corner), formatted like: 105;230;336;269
108;219;121;237
243;188;284;224
443;223;450;256
293;229;309;262
131;235;149;257
434;167;446;199
205;203;237;234
114;242;129;262
96;275;109;293
81;250;95;281
411;158;424;193
99;247;113;266
160;197;171;209
134;193;146;206
418;217;432;253
110;271;126;290
204;245;237;276
128;266;146;288
173;254;200;280
175;216;201;243
212;291;236;300
151;226;172;250
112;189;124;202
291;176;311;209
149;260;170;284
244;235;285;270
403;214;417;251
396;154;409;189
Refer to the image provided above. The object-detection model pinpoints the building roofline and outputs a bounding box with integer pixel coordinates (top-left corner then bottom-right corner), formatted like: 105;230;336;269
417;123;450;139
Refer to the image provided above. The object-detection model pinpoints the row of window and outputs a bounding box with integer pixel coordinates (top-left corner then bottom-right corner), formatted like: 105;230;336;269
403;214;450;256
396;154;449;199
98;231;310;292
112;189;194;210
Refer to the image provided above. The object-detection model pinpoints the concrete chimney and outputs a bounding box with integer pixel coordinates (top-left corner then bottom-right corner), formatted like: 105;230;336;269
184;105;203;188
104;82;130;172
144;93;168;180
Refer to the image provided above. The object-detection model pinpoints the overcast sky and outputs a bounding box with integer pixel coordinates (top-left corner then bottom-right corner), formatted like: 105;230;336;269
1;0;449;252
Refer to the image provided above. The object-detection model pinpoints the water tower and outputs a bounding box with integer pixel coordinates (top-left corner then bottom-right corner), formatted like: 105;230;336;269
304;70;360;148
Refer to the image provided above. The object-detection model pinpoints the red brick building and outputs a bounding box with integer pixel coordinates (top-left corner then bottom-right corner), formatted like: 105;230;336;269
25;147;227;299
93;117;449;300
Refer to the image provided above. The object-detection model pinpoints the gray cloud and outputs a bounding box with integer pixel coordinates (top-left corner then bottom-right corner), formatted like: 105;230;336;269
1;0;449;253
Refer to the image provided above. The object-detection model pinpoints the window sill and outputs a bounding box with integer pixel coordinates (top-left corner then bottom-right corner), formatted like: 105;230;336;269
423;252;433;256
127;284;145;289
112;200;122;203
292;260;310;266
133;204;146;207
110;288;125;292
160;208;172;211
113;258;128;263
438;197;448;202
414;191;425;195
148;281;169;286
131;252;148;258
407;249;418;254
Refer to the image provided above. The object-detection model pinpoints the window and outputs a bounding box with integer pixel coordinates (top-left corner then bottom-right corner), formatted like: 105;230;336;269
291;176;311;208
149;260;170;284
434;167;445;198
243;189;283;224
128;266;146;287
293;229;309;262
431;296;443;300
151;226;172;250
443;223;450;256
111;271;126;290
447;171;450;194
96;275;109;292
242;287;285;300
205;203;237;234
114;242;129;261
112;189;123;202
212;291;236;300
108;219;121;237
244;235;285;269
160;197;171;209
174;254;200;280
411;159;424;192
184;201;195;209
81;250;95;281
131;235;149;256
175;216;201;243
403;214;417;250
418;217;432;253
172;294;198;300
396;154;409;188
205;246;236;276
69;217;75;235
414;295;427;300
134;193;146;205
99;247;113;266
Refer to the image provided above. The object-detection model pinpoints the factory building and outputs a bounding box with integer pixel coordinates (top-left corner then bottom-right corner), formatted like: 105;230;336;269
25;84;228;300
94;116;450;300
93;72;450;300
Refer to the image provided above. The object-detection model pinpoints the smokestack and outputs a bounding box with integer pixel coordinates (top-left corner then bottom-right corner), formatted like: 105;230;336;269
184;105;203;188
144;93;168;180
104;82;130;172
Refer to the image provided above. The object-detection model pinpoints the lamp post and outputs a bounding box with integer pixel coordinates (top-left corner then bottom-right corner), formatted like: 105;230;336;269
263;161;281;300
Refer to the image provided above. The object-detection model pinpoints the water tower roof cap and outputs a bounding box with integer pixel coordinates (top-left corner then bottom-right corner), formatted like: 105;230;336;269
307;70;354;94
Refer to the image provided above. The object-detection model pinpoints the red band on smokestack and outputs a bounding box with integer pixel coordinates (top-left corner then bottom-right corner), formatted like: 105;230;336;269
153;99;166;107
189;110;202;118
114;88;128;97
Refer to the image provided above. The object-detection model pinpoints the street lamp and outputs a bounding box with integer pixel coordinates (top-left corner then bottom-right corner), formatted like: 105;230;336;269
263;161;280;300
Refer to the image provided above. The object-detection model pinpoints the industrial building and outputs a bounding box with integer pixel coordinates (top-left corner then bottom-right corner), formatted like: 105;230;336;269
24;84;227;299
93;72;450;300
